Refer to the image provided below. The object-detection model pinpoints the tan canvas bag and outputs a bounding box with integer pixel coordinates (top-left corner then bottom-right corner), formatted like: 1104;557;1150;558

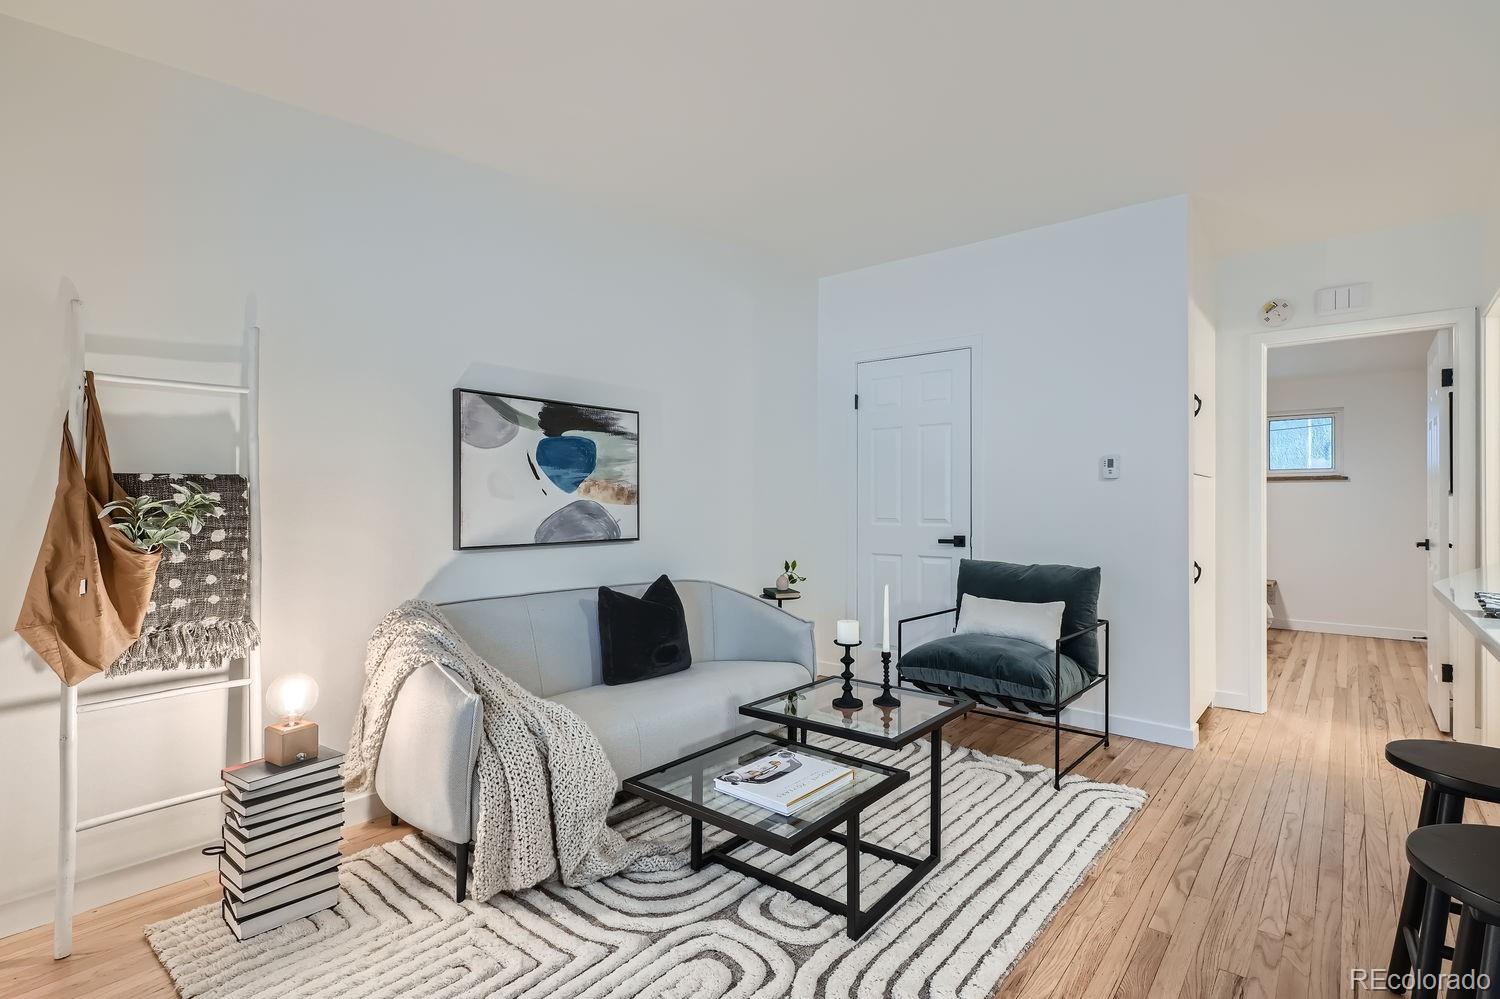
15;373;162;686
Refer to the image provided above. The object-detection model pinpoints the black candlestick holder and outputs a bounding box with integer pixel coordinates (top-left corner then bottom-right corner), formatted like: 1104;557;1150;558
832;639;863;710
872;650;901;708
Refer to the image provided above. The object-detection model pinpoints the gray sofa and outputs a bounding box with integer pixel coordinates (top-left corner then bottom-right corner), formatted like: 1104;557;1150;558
374;579;815;891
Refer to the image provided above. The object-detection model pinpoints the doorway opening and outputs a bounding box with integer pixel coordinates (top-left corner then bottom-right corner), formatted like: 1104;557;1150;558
1236;308;1479;732
1263;329;1451;728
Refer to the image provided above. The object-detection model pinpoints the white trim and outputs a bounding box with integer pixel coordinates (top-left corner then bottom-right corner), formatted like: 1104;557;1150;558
844;334;984;625
1267;618;1426;642
1238;307;1478;715
1481;290;1500;744
1482;288;1500;569
1062;706;1198;749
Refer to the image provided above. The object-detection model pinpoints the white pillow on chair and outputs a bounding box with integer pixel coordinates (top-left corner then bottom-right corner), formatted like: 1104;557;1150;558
955;595;1066;649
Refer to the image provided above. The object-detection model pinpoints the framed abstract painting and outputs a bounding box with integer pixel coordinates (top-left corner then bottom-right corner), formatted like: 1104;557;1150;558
452;388;640;550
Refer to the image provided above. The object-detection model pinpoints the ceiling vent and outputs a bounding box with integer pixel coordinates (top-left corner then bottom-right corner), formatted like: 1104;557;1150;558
1315;282;1372;316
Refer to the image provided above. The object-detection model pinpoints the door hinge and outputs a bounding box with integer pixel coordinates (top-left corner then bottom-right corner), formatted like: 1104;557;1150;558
854;393;859;410
1441;663;1454;683
1441;367;1454;387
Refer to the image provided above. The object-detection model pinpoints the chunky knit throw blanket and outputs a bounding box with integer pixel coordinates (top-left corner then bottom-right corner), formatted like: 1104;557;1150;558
343;600;677;901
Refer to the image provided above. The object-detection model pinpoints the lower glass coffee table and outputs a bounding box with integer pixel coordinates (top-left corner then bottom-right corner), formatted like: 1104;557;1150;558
623;730;915;939
740;677;975;875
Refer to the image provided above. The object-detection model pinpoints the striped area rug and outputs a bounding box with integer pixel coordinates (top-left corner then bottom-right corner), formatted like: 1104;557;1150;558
148;737;1145;999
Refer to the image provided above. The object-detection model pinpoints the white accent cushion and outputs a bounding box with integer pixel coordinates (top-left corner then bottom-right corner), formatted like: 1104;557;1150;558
955;595;1066;648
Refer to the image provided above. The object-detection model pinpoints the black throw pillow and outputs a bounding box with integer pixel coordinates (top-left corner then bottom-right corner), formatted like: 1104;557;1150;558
598;575;692;685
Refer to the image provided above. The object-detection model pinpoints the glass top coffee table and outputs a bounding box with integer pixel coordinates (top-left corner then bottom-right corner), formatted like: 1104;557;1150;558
740;677;975;932
623;730;910;939
740;677;974;749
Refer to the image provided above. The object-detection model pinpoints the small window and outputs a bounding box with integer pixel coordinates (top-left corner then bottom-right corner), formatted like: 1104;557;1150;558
1268;410;1341;477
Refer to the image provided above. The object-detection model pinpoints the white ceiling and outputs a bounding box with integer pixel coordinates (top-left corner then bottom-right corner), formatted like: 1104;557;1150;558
1267;329;1436;380
4;1;1499;274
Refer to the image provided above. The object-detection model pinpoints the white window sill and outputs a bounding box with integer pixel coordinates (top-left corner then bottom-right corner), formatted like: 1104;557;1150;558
1267;473;1349;482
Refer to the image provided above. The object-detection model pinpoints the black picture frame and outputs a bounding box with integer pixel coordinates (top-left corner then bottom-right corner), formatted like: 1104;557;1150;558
452;387;641;551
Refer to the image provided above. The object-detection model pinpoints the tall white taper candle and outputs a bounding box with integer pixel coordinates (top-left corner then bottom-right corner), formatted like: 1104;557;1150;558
882;585;890;652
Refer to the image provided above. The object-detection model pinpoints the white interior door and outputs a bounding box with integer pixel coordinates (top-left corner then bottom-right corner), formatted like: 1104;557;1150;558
1425;331;1454;732
856;349;972;663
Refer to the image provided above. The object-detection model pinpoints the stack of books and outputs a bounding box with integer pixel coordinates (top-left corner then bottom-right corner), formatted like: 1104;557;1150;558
219;747;345;941
714;748;855;816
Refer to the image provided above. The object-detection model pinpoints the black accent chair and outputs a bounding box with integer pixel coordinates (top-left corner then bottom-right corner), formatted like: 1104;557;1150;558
897;558;1109;790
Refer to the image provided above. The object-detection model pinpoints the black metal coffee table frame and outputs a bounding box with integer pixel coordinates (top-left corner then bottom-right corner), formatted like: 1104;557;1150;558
625;730;934;940
735;679;975;937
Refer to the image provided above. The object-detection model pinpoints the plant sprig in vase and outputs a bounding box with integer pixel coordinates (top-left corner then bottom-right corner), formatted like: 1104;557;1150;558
99;481;224;557
776;559;807;592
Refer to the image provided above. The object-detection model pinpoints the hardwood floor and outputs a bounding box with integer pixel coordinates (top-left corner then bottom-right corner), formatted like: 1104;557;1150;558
0;630;1476;998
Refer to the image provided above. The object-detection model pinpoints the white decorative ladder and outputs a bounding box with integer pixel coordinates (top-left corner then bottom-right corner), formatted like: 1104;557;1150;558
54;295;264;959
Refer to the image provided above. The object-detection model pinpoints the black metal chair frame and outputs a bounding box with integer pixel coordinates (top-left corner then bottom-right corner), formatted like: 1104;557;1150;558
897;611;1110;790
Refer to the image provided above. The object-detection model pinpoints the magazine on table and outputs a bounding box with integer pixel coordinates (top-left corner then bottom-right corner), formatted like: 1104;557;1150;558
714;749;856;816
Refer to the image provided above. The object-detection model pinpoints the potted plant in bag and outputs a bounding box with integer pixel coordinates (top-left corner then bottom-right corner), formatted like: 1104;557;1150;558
100;481;225;556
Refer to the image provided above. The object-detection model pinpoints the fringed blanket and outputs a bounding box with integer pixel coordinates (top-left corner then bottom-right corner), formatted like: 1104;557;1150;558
343;600;677;901
107;473;260;674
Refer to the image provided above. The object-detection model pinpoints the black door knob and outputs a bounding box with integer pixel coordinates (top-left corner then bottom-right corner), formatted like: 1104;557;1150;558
938;534;967;548
1416;539;1432;550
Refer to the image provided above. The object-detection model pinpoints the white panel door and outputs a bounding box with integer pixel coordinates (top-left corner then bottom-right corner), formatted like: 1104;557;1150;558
856;349;972;661
1425;331;1454;732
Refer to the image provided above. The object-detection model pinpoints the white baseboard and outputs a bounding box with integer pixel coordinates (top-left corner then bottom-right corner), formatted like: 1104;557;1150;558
346;788;389;826
1060;706;1198;749
818;664;1199;749
0;789;386;940
1268;618;1426;642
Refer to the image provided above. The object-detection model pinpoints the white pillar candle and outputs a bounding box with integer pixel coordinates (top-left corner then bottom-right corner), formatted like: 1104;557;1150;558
836;619;860;644
882;585;890;652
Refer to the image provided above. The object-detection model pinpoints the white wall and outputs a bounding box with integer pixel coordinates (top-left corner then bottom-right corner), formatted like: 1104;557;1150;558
0;18;817;931
815;197;1196;748
1265;366;1428;639
1215;215;1490;708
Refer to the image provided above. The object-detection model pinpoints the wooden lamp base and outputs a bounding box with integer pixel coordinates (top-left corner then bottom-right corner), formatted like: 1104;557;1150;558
265;719;319;766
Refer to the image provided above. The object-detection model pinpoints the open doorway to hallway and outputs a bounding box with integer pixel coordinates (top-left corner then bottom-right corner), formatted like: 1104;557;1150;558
1264;329;1453;729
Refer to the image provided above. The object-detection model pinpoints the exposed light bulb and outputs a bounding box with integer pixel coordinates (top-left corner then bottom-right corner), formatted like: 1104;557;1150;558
265;673;319;725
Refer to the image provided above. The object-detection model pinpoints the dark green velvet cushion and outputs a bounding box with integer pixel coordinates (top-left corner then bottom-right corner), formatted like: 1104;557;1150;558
956;559;1102;673
898;634;1088;705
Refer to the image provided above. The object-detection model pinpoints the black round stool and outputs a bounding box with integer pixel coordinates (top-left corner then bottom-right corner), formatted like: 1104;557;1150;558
1405;825;1500;999
1386;740;1500;995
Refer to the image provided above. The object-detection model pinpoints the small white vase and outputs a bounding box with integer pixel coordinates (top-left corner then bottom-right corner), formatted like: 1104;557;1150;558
775;573;790;591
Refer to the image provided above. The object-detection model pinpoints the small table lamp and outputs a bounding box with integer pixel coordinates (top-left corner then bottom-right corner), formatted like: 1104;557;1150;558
265;672;320;766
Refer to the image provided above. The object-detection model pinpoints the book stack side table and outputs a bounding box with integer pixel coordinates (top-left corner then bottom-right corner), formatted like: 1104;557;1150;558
218;746;345;940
